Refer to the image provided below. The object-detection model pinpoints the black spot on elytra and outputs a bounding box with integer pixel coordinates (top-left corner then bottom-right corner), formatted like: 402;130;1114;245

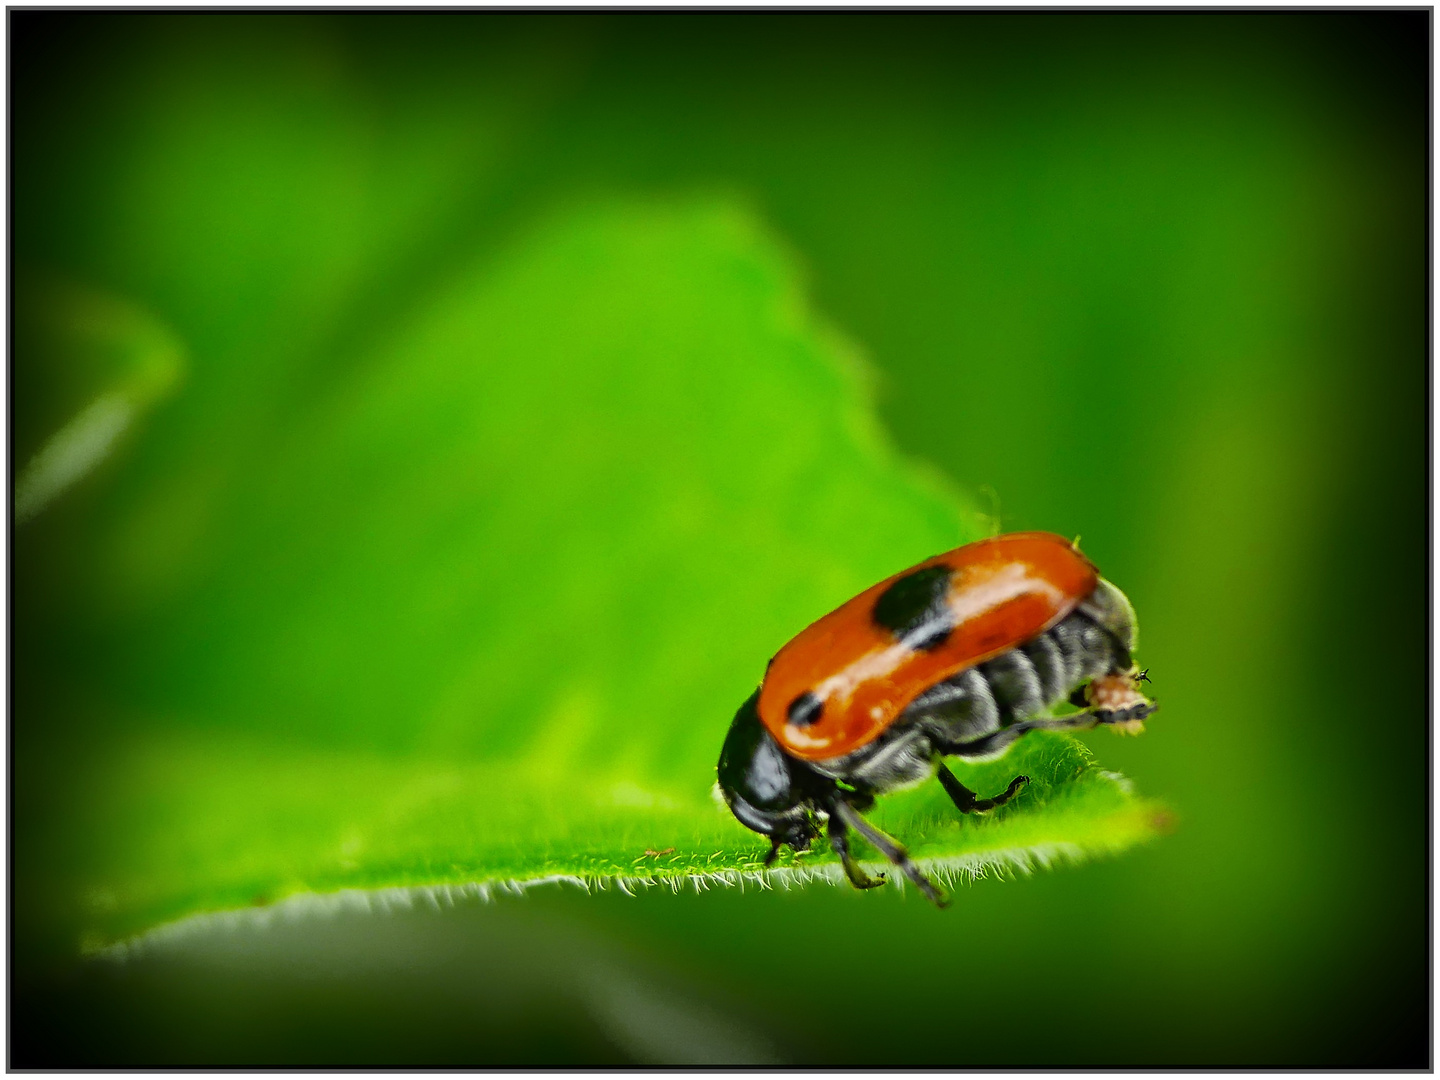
787;691;823;727
872;564;955;651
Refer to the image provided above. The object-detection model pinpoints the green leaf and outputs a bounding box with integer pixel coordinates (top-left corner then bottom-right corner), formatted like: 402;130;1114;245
24;199;1167;955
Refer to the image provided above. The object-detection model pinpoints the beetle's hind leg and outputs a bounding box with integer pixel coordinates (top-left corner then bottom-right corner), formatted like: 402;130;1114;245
826;812;886;890
828;795;948;907
937;710;1106;757
937;699;1159;759
935;762;1029;814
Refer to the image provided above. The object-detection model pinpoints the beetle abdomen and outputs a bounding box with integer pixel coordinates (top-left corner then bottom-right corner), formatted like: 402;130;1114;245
810;601;1134;790
908;606;1127;744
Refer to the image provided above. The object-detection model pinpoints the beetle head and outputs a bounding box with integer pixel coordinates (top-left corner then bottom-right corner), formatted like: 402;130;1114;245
717;690;826;855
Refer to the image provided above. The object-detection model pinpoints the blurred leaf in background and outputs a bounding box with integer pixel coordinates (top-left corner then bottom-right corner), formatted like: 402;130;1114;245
12;9;1428;1068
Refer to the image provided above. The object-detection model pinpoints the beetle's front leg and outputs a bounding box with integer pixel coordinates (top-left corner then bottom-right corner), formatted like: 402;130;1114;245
762;836;785;868
828;794;948;907
826;812;886;890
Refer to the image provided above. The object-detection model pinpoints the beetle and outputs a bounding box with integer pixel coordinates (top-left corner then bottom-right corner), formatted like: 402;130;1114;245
716;531;1155;906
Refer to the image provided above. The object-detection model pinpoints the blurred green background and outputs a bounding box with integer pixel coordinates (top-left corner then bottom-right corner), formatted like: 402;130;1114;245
12;10;1427;1067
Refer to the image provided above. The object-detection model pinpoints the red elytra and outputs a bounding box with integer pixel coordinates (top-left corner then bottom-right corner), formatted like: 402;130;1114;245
756;532;1099;762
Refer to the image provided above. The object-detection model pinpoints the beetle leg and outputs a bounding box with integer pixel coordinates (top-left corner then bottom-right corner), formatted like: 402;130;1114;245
829;796;948;908
935;762;1029;813
940;701;1157;758
1086;700;1157;731
826;813;886;890
762;836;784;868
841;785;877;812
1092;699;1158;735
939;711;1102;756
